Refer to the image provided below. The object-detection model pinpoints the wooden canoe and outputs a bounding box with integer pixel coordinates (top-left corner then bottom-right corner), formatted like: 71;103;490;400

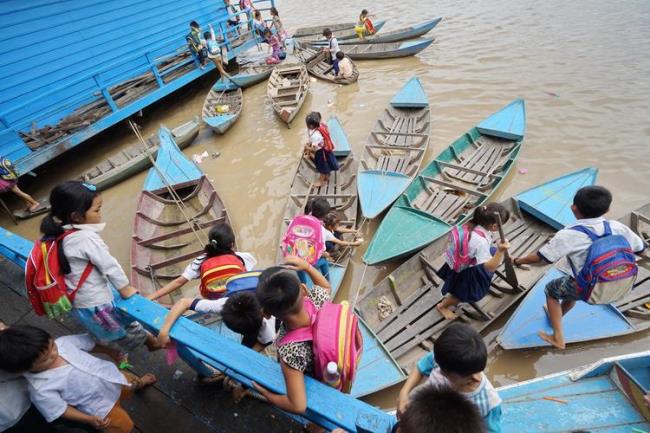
76;118;200;191
311;18;442;46
363;99;526;265
497;202;650;350
295;48;359;84
213;64;274;91
338;38;434;60
202;87;243;134
130;127;232;303
355;168;598;371
292;20;387;41
498;350;650;432
267;62;310;126
357;76;430;220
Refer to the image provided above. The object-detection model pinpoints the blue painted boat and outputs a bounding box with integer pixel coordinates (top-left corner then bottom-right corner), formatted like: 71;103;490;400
343;38;434;60
363;99;526;265
213;65;274;91
328;115;351;157
499;350;650;432
130;127;232;302
202;87;243;134
355;168;597;371
317;18;443;45
357;76;430;220
293;20;388;41
498;202;650;350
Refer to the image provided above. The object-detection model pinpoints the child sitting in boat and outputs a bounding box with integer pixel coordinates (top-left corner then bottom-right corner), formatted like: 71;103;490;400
396;323;502;433
147;223;256;302
304;112;339;187
354;9;376;39
436;203;511;320
322;212;363;259
334;51;354;80
263;28;284;65
0;325;156;433
270;7;288;41
513;186;645;349
0;156;42;213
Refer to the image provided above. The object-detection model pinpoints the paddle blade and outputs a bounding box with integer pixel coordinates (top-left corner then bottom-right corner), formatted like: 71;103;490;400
495;212;519;289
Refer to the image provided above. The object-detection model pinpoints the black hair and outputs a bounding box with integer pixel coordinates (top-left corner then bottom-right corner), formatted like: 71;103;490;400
256;266;301;318
336;51;344;60
471;202;510;228
322;28;332;37
40;181;99;273
304;197;331;219
573;185;612;218
305;112;320;130
203;31;211;40
400;385;486;433
0;326;52;373
204;223;243;263
222;292;263;348
323;212;341;230
360;9;369;16
433;323;487;376
310;111;322;123
190;20;200;28
263;28;272;36
270;7;279;16
254;10;262;19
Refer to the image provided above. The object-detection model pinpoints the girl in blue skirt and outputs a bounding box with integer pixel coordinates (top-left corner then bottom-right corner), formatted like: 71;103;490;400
304;112;339;187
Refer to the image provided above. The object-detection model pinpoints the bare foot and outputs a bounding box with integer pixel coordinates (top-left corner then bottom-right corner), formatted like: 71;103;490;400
133;373;157;391
538;331;565;349
312;180;323;187
436;303;457;320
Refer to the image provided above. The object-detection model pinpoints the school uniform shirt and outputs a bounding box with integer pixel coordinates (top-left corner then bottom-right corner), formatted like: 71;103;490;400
309;129;325;150
61;224;129;309
417;353;502;433
328;37;340;61
321;226;337;243
538;217;645;274
24;335;128;423
189;298;277;345
206;39;220;55
180;252;257;281
0;371;31;431
444;225;493;268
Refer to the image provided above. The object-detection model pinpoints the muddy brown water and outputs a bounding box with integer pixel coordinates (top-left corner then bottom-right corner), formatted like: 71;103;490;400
3;0;650;410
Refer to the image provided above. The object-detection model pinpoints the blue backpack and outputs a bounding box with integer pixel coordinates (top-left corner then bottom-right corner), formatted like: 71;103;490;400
224;270;261;296
569;221;638;304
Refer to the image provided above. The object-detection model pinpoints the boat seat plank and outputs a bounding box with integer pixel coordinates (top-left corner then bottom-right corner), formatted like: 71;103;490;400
135;217;224;247
420;175;487;198
379;290;441;350
435;159;501;179
375;283;435;335
149;248;205;270
376;285;440;342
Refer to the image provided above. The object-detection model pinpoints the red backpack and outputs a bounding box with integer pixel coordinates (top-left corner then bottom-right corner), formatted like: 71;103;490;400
318;122;335;153
199;254;246;299
25;231;93;319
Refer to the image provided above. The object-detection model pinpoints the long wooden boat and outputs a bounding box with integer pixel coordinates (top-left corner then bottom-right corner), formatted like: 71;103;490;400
311;18;442;46
498;350;650;432
363;99;526;265
292;20;387;41
76;118;199;191
355;168;598;371
329;115;351;157
202;87;243;134
213;64;274;91
295;48;359;84
130;127;232;303
267;62;310;126
357;76;430;220
498;202;650;350
340;38;434;60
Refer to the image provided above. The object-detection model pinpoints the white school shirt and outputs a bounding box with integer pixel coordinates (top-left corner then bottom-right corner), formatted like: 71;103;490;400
180;252;257;281
538;217;645;274
321;226;337;243
25;335;128;422
61;224;130;309
328;37;340;61
0;371;30;432
309;129;325;150
445;225;493;268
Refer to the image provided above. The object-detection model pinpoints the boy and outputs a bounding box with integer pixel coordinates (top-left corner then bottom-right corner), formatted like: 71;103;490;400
322;28;340;74
334;51;353;80
514;186;645;349
186;21;208;68
0;326;155;433
396;323;502;433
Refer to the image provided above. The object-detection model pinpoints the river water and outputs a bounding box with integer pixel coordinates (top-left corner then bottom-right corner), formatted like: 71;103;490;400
3;0;650;409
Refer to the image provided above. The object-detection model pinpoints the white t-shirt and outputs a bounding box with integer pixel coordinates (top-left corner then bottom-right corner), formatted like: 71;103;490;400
0;371;30;432
309;129;325;150
321;226;337;243
445;225;493;268
328;37;340;61
25;335;128;422
181;252;257;281
538;217;645;274
338;57;354;77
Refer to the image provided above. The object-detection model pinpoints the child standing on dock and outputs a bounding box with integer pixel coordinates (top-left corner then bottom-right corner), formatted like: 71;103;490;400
396;323;501;433
304;112;339;187
270;7;288;41
187;21;208;68
436;204;511;320
513;186;644;349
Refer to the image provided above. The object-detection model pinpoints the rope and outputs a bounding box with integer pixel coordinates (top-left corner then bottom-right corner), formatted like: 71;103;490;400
350;262;369;309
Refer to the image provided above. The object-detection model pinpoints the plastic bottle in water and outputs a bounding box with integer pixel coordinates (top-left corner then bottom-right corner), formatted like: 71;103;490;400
324;361;341;388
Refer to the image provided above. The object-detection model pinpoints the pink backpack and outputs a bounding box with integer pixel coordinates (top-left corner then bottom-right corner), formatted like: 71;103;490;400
281;215;325;265
445;224;487;272
279;298;363;393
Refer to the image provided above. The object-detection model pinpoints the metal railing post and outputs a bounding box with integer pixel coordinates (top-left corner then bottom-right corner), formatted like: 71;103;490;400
146;52;165;88
93;75;119;112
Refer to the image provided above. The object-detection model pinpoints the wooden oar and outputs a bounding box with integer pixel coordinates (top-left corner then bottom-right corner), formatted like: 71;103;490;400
495;212;519;289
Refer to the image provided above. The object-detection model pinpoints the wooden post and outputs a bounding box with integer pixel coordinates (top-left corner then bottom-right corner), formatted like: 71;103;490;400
0;197;18;225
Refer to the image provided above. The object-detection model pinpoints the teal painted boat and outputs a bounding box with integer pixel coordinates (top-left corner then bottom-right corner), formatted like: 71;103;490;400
341;38;434;60
328;115;351;157
356;168;596;371
357;76;430;219
130;127;232;302
213;65;274;91
292;20;387;41
202;87;243;134
498;201;650;350
363;99;526;265
313;18;443;46
498;350;650;432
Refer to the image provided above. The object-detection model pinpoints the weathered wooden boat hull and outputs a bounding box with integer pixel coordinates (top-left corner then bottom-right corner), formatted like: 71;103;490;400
293;20;387;41
312;18;442;46
267;63;310;126
213;65;274;91
296;49;359;84
202;87;243;134
343;38;434;60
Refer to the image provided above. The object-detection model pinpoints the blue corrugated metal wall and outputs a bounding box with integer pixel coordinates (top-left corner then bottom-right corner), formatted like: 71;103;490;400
0;0;266;173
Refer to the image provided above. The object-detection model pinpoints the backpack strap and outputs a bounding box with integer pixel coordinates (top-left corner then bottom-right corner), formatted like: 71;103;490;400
278;298;317;345
68;263;94;301
570;224;600;242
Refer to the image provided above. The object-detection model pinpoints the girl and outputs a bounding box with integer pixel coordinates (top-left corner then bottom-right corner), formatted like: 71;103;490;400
204;25;231;79
304;112;338;187
436;203;511;320
0;156;41;213
39;181;159;355
253;10;268;38
354;9;376;39
270;7;288;41
263;28;283;65
322;212;363;257
148;223;256;302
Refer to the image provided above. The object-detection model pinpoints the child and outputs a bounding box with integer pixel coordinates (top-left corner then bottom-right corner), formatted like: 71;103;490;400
304;112;339;187
253;10;268;38
0;326;155;433
186;21;208;68
396;323;501;433
513;186;645;349
204;25;231;79
148;223;256;302
35;181;159;356
239;0;255;29
334;51;354;80
270;7;288;41
322;212;363;258
354;9;376;39
322;28;340;71
263;28;283;65
436;203;511;320
0;156;41;213
251;256;331;413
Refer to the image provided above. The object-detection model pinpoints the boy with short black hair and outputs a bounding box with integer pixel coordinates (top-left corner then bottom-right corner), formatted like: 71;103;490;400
514;185;645;349
397;323;502;433
322;28;340;72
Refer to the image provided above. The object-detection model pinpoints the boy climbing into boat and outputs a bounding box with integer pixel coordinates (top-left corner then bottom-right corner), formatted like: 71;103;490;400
355;9;376;39
321;28;340;72
436;203;511;320
304;112;339;187
513;186;645;349
0;156;42;213
396;323;501;433
204;25;231;79
322;212;363;259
